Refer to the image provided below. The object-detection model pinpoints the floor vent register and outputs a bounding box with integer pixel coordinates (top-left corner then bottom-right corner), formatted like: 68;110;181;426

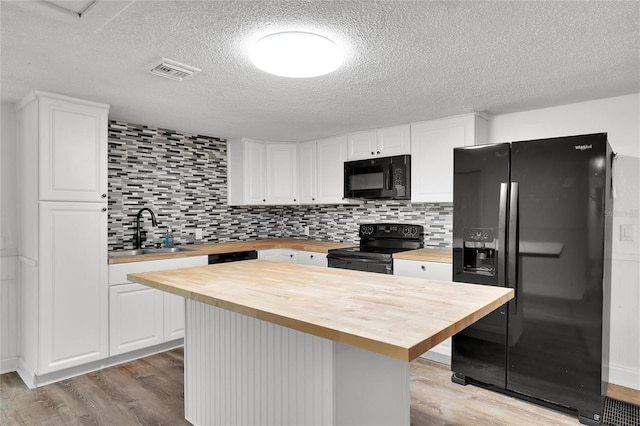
602;397;640;426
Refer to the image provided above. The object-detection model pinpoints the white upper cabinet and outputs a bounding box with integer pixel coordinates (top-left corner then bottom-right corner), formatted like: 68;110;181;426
244;140;267;205
376;125;411;157
36;93;109;202
316;135;349;204
410;114;487;203
298;135;350;205
228;139;265;205
347;124;410;160
347;130;377;160
227;139;297;206
298;140;318;204
266;143;298;205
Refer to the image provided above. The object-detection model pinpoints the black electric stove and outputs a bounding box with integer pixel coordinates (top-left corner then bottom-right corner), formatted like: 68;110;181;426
327;223;424;274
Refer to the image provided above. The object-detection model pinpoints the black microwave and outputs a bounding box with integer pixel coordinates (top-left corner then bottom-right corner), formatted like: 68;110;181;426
344;155;411;200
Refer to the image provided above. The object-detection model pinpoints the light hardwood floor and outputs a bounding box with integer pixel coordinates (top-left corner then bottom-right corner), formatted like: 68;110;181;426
1;348;580;425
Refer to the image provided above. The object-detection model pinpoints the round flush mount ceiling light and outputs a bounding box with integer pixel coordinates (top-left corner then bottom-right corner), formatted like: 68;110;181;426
250;31;343;78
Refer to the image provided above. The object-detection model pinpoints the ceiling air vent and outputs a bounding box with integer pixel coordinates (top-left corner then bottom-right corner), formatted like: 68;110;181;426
150;58;201;81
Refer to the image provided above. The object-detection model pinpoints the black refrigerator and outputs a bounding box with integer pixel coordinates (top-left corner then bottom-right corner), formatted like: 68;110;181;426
451;133;613;425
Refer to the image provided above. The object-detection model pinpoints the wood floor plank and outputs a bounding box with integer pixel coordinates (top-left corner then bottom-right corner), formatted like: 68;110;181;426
608;382;640;405
2;348;582;425
410;358;578;425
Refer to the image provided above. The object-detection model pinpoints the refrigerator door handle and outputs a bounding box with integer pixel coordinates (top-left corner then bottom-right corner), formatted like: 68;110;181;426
497;183;509;289
508;182;519;313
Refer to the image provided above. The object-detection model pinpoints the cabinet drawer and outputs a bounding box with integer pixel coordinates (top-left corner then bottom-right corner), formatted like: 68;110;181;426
296;250;328;267
393;259;452;281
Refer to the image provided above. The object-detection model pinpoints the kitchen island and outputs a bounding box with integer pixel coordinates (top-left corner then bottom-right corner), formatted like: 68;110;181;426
128;260;513;426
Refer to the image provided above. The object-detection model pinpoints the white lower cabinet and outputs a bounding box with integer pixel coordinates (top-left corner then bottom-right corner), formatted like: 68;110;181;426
259;249;327;266
296;250;328;267
108;256;207;356
109;283;165;355
394;259;453;364
258;248;297;263
164;292;186;341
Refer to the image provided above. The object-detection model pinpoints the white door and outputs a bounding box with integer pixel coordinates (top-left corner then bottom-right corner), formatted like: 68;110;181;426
266;143;298;204
38;95;108;202
347;130;377;160
316;136;347;203
376;124;410;157
244;141;266;205
109;283;164;356
164;292;185;341
38;201;108;373
411;115;477;202
297;140;317;204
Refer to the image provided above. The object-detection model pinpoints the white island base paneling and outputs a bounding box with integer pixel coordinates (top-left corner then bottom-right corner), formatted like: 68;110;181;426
185;299;410;426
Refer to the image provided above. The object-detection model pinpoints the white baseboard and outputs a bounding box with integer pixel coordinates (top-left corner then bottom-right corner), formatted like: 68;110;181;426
16;358;36;388
15;339;183;389
419;347;451;366
0;356;19;375
419;339;452;366
609;361;640;391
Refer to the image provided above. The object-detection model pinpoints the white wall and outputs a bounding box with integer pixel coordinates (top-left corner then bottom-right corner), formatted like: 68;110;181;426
1;102;19;373
488;93;640;391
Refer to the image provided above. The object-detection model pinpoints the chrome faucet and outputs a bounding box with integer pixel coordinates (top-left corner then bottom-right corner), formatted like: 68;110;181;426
134;208;158;249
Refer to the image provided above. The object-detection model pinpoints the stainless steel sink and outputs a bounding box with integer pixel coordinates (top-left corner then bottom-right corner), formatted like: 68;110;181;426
108;246;198;258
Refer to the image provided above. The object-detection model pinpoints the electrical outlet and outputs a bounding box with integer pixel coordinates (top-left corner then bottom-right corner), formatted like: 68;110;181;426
304;226;310;236
195;229;203;240
620;224;635;241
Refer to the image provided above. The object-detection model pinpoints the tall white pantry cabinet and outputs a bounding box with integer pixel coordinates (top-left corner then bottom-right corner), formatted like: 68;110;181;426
17;90;109;387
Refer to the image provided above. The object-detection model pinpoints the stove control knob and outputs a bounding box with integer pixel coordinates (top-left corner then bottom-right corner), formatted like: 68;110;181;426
360;225;371;235
402;227;409;235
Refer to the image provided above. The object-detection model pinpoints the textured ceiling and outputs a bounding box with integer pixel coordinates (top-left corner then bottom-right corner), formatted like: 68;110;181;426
2;1;639;142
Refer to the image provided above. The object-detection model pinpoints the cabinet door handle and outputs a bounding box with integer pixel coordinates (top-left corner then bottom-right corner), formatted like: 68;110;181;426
376;151;380;154
310;255;314;259
421;265;426;271
101;193;107;198
293;199;296;202
102;207;107;212
370;151;374;155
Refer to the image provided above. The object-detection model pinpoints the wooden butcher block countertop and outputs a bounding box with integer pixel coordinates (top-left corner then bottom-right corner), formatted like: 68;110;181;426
393;248;452;263
128;260;512;362
108;238;355;264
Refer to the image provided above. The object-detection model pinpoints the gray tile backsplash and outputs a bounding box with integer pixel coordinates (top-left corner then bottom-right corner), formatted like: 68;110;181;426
108;121;452;251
